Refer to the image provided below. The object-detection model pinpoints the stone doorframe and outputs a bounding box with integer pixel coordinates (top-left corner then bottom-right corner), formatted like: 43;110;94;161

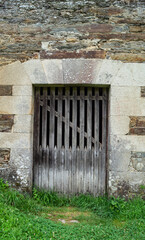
0;59;145;196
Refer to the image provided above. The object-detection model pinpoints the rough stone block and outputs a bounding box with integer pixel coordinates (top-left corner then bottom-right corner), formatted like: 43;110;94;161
13;86;32;96
23;60;47;84
0;85;12;96
40;50;106;59
109;134;145;153
109;170;145;197
0;61;31;85
0;148;10;166
11;148;32;169
110;86;140;98
92;33;145;41
128;116;145;135
109;53;145;63
130;151;145;172
109;115;130;135
0;114;14;132
13;115;32;133
0;96;32;115
96;60;122;85
101;40;145;52
112;63;134;86
77;24;113;33
110;97;145;116
108;149;131;172
42;60;63;84
0;167;31;191
63;59;102;84
131;63;145;85
0;133;32;148
141;87;145;97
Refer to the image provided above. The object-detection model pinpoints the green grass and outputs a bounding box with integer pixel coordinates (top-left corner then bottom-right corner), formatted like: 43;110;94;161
0;179;144;240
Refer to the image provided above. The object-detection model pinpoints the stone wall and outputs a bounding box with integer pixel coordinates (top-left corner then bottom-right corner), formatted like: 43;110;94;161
0;62;33;190
0;0;145;66
0;59;145;197
0;0;145;196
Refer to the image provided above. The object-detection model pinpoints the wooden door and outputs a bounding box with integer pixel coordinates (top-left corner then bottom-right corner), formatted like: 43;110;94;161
33;86;108;195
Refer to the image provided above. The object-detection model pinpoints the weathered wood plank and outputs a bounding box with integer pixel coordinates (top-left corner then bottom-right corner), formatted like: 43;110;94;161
58;88;62;148
72;87;77;150
65;87;70;149
83;147;87;193
33;88;40;187
80;87;84;149
101;88;108;195
42;88;47;149
76;147;79;193
56;149;61;193
64;149;68;193
38;146;42;189
45;146;49;190
61;147;65;193
86;149;90;193
87;88;92;149
48;149;54;191
53;146;57;192
94;88;99;195
78;149;83;193
68;148;72;194
49;88;55;149
90;148;94;193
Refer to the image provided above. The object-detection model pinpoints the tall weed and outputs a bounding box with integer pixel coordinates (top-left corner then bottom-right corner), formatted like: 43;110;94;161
0;178;144;220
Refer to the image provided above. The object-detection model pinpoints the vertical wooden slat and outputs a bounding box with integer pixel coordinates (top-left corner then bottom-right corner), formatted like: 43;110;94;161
89;148;94;193
57;88;62;192
101;88;108;195
78;149;82;193
48;149;53;190
38;146;42;189
53;146;57;192
65;87;70;193
45;146;49;190
95;89;99;151
61;147;65;193
65;87;70;149
49;88;55;191
58;88;62;148
83;147;87;193
42;88;47;149
72;87;77;194
41;149;45;189
56;149;61;192
72;87;77;150
68;148;72;194
87;87;92;149
41;88;47;189
72;149;76;194
94;88;99;195
80;87;84;149
76;147;79;193
49;87;55;149
33;88;40;187
86;149;90;192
